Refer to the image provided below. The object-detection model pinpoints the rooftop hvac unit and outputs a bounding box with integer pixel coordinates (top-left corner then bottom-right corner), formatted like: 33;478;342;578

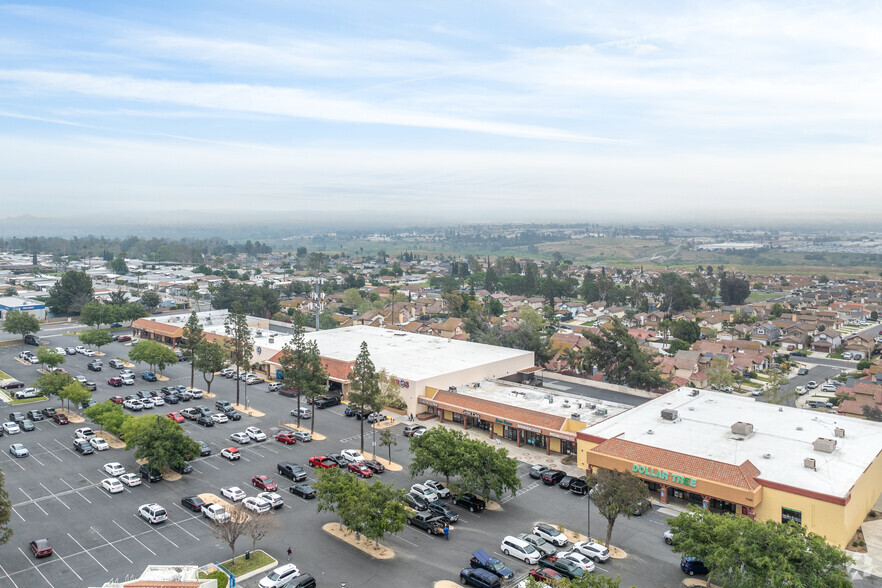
661;409;679;421
813;438;837;453
834;427;845;438
804;457;816;469
571;413;581;420
689;389;699;397
762;453;772;459
268;338;274;344
546;395;554;404
731;422;754;436
448;386;457;393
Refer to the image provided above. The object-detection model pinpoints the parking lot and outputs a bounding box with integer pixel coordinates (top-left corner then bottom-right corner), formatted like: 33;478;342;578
0;326;694;587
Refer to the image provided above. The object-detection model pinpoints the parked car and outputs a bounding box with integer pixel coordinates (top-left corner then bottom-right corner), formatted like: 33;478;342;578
230;432;250;444
470;549;514;581
532;523;568;546
252;475;279;491
423;479;449;497
501;536;541;564
242;496;271;514
171;461;193;474
403;424;426;437
258;563;301;588
246;426;267;442
52;413;70;425
87;361;102;372
571;540;610;562
274;432;298;445
401;492;428;511
257;491;284;509
541;470;567;486
14;388;40;399
362;459;386;474
277;462;308;481
138;503;168;524
569;478;590;495
73;439;93;454
427;501;458;523
109;359;125;369
407;512;446;535
341;449;365;463
517;533;557;557
119;473;141;487
101;477;124;494
348;462;373;478
181;495;206;512
681;556;709;576
9;443;29;457
288;483;316;499
410;483;439;503
29;538;53;558
536;555;586;580
139;464;162;482
108;377;123;387
459;568;502;588
141;371;157;382
529;465;550;479
221;486;246;501
26;409;43;421
292;431;312;442
453;492;486;512
221;447;240;461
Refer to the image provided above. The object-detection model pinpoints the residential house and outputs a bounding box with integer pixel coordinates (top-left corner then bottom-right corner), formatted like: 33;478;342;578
751;323;781;344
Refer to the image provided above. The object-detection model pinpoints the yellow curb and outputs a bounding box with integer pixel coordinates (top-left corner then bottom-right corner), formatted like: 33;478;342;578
435;582;461;588
372;419;397;430
94;351;106;356
321;523;394;559
156;374;170;381
232;403;264;417
15;358;30;366
364;453;403;472
203;391;216;398
283;423;326;441
118;360;135;367
37;369;49;375
162;470;182;482
96;430;126;449
57;408;85;423
481;497;502;511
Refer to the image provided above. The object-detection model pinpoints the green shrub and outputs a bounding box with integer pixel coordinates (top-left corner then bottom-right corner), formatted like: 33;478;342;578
198;570;228;588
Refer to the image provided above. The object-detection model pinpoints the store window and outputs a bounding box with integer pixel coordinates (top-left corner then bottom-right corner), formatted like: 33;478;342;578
782;508;802;525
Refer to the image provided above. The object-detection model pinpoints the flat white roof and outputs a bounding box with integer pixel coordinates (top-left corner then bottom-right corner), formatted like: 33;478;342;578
458;380;632;425
581;387;882;499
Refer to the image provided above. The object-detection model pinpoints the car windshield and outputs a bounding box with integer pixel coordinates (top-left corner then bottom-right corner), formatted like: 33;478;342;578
488;561;505;573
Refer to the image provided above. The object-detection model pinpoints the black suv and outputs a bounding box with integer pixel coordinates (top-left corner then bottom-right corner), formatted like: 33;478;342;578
313;396;340;409
223;407;242;420
541;470;566;486
537;555;586;580
453;493;486;512
139;464;162;482
24;334;42;346
87;361;102;372
73;439;94;454
569;478;589;495
27;409;44;421
277;462;307;481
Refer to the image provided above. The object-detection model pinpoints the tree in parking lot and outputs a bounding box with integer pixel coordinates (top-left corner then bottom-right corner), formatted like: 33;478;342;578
409;427;468;486
121;414;200;473
181;311;204;388
246;505;278;552
46;270;94;315
0;467;11;545
457;438;522;502
211;505;252;566
224;303;253;407
315;467;362;531
667;509;851;588
34;370;75;403
79;328;113;352
379;428;397;463
58;381;91;411
128;340;177;375
194;340;228;397
348;341;383;453
590;468;651;548
36;346;65;371
1;309;40;350
84;400;131;436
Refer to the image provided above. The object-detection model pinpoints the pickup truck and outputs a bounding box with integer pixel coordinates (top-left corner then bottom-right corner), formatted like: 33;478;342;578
407;512;446;535
201;503;231;523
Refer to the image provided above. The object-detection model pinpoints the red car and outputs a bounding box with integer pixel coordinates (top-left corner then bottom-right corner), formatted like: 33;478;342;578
29;538;53;558
110;396;124;404
167;412;184;423
308;456;337;469
108;377;123;387
251;475;278;491
274;432;298;445
529;568;562;584
348;462;373;478
52;413;69;425
117;335;132;342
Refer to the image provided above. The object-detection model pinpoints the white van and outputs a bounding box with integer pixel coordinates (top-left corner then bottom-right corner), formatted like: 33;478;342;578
500;536;540;564
258;563;301;588
843;352;853;360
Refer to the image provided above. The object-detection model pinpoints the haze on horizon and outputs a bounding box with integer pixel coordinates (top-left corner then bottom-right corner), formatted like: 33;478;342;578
1;1;881;223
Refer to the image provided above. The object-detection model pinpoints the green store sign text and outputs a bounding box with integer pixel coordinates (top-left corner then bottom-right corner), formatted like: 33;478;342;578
632;464;697;488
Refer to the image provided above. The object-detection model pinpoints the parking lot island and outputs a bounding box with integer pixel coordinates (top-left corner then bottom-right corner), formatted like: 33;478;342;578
322;522;395;559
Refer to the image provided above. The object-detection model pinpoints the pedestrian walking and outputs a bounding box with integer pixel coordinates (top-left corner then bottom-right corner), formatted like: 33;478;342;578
287;546;292;561
444;525;449;541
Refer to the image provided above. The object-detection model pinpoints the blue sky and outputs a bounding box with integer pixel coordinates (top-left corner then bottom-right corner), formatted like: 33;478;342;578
1;1;880;223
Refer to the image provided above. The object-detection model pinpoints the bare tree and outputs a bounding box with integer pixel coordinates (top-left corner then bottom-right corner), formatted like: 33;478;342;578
211;505;251;565
247;509;277;552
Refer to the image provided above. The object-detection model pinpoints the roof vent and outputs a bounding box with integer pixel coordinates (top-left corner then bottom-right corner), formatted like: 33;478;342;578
779;407;784;412
688;407;695;411
647;429;654;435
689;390;699;397
804;457;817;469
763;453;772;459
834;427;845;438
661;409;679;421
796;426;803;431
813;438;837;453
731;422;754;436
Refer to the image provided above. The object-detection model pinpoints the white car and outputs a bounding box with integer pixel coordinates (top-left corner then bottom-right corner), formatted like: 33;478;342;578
245;426;266;442
75;427;96;439
101;477;124;494
140;398;154;409
821;383;837;392
795;386;806;396
118;473;141;487
211;413;229;423
561;550;596;573
76;375;88;384
230;432;250;444
221;447;241;460
120;369;135;378
90;437;110;451
138;503;168;524
188;388;204;399
75;346;88;354
572;540;610;562
258;564;301;588
121;377;135;386
221;486;246;501
340;449;365;463
257;492;284;509
410;483;439;503
424;479;450;498
664;530;675;545
532;523;568;547
20;353;39;364
14;388;39;399
83;349;96;357
151;396;164;407
2;422;21;435
54;347;67;355
104;462;126;476
9;443;29;457
242;496;271;514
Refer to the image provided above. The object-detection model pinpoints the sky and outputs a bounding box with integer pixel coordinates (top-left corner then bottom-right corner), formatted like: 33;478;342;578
1;1;881;225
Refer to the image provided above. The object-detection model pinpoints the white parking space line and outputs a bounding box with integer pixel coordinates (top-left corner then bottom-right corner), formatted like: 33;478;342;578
149;525;179;548
20;489;49;516
12;507;25;522
173;519;202;541
59;479;92;504
67;533;108;572
389;533;419;548
3;456;26;471
40;483;70;510
113;520;156;556
89;526;133;564
17;547;54;586
0;561;22;588
53;549;84;582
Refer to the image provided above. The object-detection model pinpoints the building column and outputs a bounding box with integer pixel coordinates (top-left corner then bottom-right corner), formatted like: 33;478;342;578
702;495;711;509
546;437;551;456
439;411;444;424
463;417;468;430
517;429;522;448
489;426;494;440
658;484;669;504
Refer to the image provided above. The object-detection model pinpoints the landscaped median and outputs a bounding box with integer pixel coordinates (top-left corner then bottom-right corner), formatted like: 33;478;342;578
198;550;277;587
232;403;265;417
364;452;403;472
322;522;395;559
283;422;326;441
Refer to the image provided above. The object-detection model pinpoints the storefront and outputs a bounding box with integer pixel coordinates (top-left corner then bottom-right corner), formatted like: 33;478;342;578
418;389;581;455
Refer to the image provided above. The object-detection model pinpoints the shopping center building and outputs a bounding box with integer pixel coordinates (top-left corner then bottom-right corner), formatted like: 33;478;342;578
577;387;882;547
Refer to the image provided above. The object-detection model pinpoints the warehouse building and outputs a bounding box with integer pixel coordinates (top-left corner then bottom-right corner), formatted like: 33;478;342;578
577;387;882;547
0;296;47;320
